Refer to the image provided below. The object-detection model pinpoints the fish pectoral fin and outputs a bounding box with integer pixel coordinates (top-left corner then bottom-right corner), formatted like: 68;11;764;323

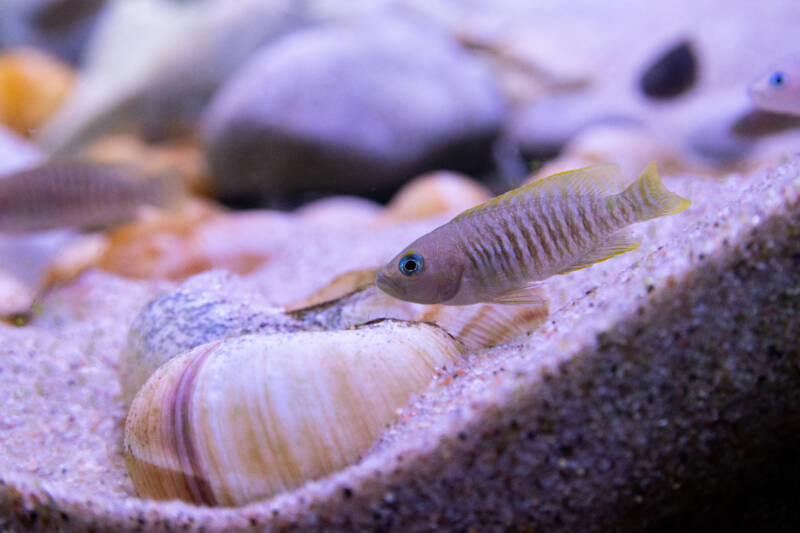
557;230;640;275
489;284;548;305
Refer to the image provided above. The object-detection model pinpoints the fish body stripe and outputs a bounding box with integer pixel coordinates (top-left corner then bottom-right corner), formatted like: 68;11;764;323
491;213;519;282
516;207;542;275
459;194;638;287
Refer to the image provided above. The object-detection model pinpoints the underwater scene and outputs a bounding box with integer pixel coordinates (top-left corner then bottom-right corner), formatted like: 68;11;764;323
0;0;798;531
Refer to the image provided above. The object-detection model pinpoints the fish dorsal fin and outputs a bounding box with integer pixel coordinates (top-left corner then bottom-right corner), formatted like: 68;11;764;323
557;229;640;275
455;164;623;220
488;284;548;305
524;163;624;198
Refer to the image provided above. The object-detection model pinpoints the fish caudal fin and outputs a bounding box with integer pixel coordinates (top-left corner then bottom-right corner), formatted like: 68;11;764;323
618;162;691;222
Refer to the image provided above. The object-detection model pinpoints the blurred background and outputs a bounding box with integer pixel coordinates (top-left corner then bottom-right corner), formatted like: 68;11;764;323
1;0;799;315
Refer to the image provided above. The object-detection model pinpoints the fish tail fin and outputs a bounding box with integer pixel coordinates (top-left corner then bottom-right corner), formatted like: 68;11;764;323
619;162;691;222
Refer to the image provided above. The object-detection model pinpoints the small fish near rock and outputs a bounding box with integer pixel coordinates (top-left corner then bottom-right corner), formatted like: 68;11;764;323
0;161;182;233
377;163;690;305
749;53;800;116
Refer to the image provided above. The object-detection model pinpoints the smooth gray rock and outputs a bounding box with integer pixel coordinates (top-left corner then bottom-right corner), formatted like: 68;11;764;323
37;0;304;153
0;0;105;66
202;15;506;201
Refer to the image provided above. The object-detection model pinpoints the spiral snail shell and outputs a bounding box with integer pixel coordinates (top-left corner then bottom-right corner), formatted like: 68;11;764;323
124;321;461;506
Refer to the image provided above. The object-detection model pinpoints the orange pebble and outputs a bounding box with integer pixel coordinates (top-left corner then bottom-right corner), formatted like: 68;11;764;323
382;171;492;222
0;48;75;136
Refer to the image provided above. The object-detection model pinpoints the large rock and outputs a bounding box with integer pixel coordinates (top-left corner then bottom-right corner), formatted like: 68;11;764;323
202;15;506;202
37;0;303;152
0;125;41;173
0;0;105;66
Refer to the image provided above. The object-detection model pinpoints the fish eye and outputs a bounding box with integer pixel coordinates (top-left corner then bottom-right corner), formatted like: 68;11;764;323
769;71;788;87
398;252;424;276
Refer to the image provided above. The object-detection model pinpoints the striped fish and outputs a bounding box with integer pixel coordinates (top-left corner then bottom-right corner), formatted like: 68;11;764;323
0;161;181;233
376;163;690;305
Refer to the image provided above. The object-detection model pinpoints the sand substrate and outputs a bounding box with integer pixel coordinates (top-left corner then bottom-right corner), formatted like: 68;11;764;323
0;158;799;531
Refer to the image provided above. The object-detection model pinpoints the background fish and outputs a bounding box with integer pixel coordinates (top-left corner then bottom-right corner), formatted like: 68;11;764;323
377;163;690;305
749;54;800;116
0;161;181;233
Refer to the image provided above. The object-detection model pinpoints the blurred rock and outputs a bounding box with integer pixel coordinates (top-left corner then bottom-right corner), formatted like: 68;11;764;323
96;199;225;280
506;90;638;161
203;15;506;202
81;134;212;195
294;196;382;230
0;125;43;174
37;0;304;153
0;0;105;66
381;170;491;222
639;39;698;99
731;109;800;139
684;91;758;166
0;48;75;137
453;30;591;104
525;123;689;184
0;230;84;316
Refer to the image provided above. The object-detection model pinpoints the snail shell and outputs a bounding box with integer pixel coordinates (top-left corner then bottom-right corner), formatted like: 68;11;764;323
124;320;461;506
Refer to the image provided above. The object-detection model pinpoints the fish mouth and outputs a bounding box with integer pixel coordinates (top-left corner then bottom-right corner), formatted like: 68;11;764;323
375;271;400;297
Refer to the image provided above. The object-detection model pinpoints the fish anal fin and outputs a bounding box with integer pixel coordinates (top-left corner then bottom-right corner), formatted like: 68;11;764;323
489;284;547;305
558;230;640;275
426;300;549;350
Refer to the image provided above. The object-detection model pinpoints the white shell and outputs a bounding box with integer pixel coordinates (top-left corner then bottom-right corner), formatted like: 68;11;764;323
124;320;461;506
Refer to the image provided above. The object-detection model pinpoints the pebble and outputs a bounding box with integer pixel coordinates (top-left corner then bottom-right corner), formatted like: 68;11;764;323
202;14;506;202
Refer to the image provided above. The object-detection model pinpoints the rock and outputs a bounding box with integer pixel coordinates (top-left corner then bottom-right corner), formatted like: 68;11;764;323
0;48;75;137
524;123;690;184
506;90;638;161
381;170;491;222
37;0;303;153
81;134;212;195
119;270;301;405
0;0;106;66
0;125;42;174
639;39;698;99
730;109;800;139
684;91;758;166
202;15;506;202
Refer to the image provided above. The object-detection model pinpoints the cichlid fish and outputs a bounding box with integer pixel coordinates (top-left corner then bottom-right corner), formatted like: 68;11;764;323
749;54;800;116
376;163;690;305
0;161;181;233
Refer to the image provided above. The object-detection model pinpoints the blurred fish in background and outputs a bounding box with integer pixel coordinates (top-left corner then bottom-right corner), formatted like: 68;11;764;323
749;53;800;116
0;161;182;233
